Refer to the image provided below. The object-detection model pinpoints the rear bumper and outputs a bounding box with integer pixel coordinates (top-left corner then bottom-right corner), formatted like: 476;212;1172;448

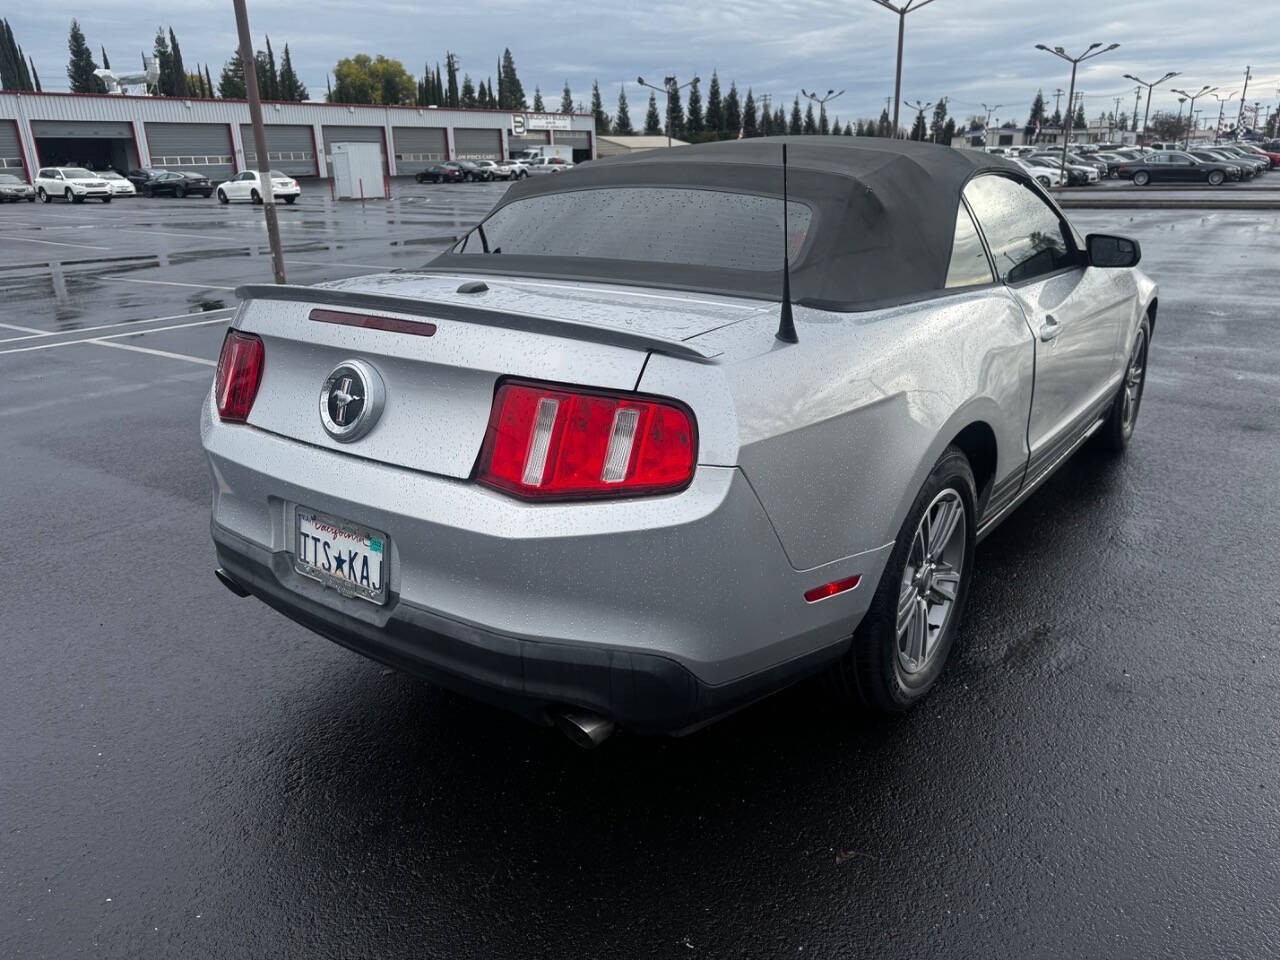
202;397;892;733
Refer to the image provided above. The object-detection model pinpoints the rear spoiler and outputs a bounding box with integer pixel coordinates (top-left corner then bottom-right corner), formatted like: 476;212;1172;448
234;284;720;363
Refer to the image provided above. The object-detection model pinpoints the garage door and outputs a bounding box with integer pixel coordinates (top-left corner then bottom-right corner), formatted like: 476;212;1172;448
240;124;316;176
392;127;446;174
453;129;501;161
509;130;549;156
145;123;234;179
322;126;386;173
0;120;22;172
31;120;133;139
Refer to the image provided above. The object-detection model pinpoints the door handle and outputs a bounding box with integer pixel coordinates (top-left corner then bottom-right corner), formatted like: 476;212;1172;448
1039;314;1061;342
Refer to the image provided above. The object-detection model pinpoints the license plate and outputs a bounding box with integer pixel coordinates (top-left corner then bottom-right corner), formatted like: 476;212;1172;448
294;509;388;605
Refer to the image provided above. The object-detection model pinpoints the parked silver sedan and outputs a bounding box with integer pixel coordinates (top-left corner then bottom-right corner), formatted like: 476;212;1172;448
203;138;1155;745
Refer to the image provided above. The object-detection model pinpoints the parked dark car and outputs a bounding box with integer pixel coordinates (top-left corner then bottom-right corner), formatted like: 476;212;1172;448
1118;151;1235;186
129;169;213;198
415;163;465;184
0;172;35;201
1092;152;1130;178
1188;150;1250;180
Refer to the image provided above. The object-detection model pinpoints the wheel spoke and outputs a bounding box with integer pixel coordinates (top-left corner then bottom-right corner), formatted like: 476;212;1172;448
913;598;929;664
927;497;962;558
928;564;961;603
897;580;918;636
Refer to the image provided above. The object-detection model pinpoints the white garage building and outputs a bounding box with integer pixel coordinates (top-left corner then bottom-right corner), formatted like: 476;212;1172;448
0;91;596;184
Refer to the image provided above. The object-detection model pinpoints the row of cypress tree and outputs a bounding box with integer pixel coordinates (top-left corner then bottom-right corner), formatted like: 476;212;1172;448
0;18;39;91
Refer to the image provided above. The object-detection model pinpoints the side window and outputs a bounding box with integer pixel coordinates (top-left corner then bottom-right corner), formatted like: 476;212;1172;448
962;175;1076;284
945;203;994;288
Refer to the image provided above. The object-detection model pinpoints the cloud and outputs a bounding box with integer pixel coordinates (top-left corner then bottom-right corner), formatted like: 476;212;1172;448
9;1;1275;125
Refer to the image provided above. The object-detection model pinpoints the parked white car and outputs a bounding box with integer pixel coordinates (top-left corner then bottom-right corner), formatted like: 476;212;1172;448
1012;157;1066;187
34;167;112;203
526;156;575;175
473;159;515;181
95;170;137;197
216;169;301;204
504;158;531;179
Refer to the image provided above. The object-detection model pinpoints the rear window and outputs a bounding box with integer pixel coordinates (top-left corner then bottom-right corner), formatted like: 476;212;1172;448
453;187;812;271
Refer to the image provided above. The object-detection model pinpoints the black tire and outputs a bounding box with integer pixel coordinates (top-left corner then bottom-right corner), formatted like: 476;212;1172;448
102;197;111;203
1133;170;1150;186
1207;170;1225;186
175;185;186;198
283;195;296;204
830;446;977;713
37;188;49;203
1097;315;1151;452
142;187;152;198
217;189;229;204
1037;175;1050;187
251;189;262;205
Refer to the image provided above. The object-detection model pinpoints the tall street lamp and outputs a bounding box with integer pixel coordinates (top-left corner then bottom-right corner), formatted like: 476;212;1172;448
1211;90;1237;143
1123;71;1179;144
981;102;1002;147
802;88;845;135
637;74;700;148
1171;85;1215;148
902;99;933;140
1036;42;1120;183
866;0;941;138
1175;97;1187;143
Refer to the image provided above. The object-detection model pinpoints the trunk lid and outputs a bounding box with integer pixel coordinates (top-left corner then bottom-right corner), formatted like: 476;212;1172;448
235;271;768;479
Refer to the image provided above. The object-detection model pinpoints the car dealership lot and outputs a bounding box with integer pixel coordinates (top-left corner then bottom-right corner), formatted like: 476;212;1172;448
2;191;1278;957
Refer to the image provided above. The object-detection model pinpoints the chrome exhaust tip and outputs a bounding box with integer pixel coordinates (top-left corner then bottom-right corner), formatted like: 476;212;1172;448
553;710;615;749
215;568;250;598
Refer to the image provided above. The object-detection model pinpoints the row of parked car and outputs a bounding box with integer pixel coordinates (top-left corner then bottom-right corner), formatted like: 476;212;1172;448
11;166;302;204
990;140;1280;187
414;156;574;184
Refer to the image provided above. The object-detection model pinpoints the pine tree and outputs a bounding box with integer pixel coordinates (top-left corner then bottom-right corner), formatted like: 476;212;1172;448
152;29;173;95
101;45;110;70
643;92;662;135
789;97;803;135
219;52;245;99
169;28;188;97
877;108;892;137
254;50;275;100
261;35;276;99
773;107;785;133
910;107;927;140
434;65;443;105
1074;103;1086;129
614;85;633;134
532;86;544;111
844;121;853;136
931;99;949;143
446;52;459;108
1049;108;1062;128
705;72;723;136
30;55;41;92
68;20;103;93
742;89;757;138
723;82;741;138
666;80;684;138
16;40;31;89
278;44;306;101
1026;89;1046;137
685;76;703;137
943;117;956;143
556;80;570;114
803;102;817;134
818;104;829;135
460;74;476;107
499;48;525;110
0;20;28;90
590;80;609;133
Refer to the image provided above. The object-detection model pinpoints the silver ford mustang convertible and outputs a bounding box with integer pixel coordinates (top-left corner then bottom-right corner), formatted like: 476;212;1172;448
203;138;1155;745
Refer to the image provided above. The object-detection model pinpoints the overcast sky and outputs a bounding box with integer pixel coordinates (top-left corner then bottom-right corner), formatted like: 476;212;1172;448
9;1;1276;126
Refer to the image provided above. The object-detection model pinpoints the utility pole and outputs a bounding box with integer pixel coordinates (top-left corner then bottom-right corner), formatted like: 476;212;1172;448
1172;84;1215;148
1212;90;1237;143
1132;86;1143;130
1235;65;1251;138
232;0;285;284
1052;88;1064;118
982;102;1003;146
1035;41;1120;183
866;0;941;138
1123;71;1179;145
1111;96;1122;139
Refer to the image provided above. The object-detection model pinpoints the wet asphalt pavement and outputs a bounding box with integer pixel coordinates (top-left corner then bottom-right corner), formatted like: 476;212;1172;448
2;187;1278;958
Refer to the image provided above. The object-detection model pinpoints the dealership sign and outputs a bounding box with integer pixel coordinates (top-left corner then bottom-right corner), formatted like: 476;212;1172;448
521;113;573;132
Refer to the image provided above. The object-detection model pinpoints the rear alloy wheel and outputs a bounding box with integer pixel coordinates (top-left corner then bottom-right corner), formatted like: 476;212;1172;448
1098;316;1150;452
1133;170;1150;186
37;188;49;203
1207;170;1225;186
175;185;186;198
831;446;976;712
1037;175;1050;187
251;189;262;205
217;189;229;204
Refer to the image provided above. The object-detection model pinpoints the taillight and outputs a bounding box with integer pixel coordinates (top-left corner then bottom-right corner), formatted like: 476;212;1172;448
476;380;696;500
214;329;264;422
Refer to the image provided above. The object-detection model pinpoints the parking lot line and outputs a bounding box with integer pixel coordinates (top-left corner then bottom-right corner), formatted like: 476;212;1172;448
91;338;216;366
0;316;228;357
0;234;111;251
100;276;236;290
0;308;234;343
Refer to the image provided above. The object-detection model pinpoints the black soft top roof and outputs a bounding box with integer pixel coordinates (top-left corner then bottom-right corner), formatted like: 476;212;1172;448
426;137;1024;309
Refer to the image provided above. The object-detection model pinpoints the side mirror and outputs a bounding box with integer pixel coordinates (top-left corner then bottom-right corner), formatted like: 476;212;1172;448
1086;233;1141;268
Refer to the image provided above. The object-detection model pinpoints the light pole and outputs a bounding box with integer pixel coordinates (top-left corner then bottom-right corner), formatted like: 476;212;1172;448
866;0;941;138
981;102;1002;147
1036;42;1120;183
636;74;699;148
1211;90;1237;143
1175;97;1187;143
1123;71;1179;145
902;99;933;140
802;88;845;136
1171;85;1214;148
